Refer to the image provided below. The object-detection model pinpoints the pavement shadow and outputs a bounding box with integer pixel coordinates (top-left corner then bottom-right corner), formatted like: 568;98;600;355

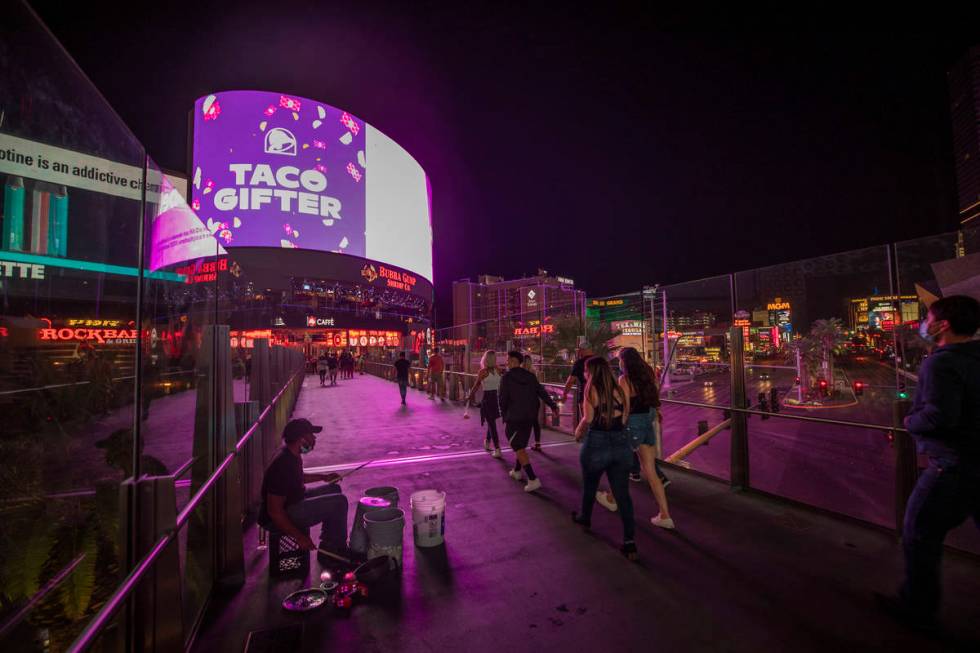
413;543;454;590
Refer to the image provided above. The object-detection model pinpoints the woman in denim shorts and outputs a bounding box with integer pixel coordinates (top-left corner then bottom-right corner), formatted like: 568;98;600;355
596;348;674;529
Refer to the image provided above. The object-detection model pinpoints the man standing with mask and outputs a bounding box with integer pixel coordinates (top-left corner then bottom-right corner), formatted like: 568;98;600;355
877;295;980;631
259;418;350;564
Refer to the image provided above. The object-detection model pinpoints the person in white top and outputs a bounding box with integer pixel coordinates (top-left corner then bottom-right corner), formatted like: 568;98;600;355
466;350;503;458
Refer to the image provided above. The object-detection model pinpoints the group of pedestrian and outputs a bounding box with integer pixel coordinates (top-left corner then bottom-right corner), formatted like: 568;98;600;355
316;351;339;386
466;350;559;492
339;351;356;379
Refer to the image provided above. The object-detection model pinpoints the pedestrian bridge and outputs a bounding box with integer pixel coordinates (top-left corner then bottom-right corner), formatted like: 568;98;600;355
66;361;980;652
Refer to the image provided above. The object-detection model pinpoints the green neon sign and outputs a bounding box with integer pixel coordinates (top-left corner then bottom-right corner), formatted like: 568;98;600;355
0;250;186;282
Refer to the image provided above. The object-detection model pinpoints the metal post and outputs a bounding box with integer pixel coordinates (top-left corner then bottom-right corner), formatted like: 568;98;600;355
118;476;183;652
729;326;750;490
661;288;670;384
212;326;244;590
893;399;916;536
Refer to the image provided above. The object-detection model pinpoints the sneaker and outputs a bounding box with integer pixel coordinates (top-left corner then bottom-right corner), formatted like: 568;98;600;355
484;440;491;451
596;491;618;512
508;469;524;481
491;449;502;459
650;515;675;530
532;443;542;451
629;472;642;483
524;478;541;492
661;477;672;489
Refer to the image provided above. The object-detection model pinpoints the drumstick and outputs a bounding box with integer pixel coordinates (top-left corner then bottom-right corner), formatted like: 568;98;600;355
339;459;375;480
317;548;352;565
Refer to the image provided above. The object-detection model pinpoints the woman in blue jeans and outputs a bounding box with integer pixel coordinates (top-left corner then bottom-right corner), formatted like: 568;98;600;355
596;347;674;529
571;356;638;560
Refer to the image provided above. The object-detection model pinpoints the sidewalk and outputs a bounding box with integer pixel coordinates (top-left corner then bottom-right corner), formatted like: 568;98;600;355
192;373;980;652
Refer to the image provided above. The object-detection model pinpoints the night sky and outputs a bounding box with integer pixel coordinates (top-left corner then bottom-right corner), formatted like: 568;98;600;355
29;2;980;322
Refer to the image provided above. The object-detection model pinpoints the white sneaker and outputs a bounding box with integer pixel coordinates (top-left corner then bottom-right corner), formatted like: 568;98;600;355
595;491;618;512
524;478;541;492
491;449;502;459
651;515;675;530
508;469;524;481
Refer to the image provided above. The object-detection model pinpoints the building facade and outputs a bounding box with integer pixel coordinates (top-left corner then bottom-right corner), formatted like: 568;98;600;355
450;271;584;368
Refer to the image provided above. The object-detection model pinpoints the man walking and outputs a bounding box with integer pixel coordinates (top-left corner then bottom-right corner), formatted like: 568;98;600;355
428;347;446;401
395;351;411;405
500;350;559;492
877;295;980;631
327;351;339;386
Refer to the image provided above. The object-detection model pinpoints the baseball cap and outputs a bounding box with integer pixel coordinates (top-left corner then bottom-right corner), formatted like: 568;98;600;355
283;418;323;443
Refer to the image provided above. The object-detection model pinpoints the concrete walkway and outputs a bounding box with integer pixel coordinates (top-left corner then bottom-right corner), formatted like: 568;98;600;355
192;373;980;652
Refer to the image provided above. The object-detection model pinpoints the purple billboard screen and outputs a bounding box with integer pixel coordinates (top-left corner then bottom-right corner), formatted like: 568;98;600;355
191;91;432;281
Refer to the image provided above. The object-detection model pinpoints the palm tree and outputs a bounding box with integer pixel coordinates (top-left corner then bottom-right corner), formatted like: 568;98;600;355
544;316;622;364
809;318;847;387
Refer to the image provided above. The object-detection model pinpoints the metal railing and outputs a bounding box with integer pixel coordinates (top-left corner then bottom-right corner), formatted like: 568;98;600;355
67;341;305;653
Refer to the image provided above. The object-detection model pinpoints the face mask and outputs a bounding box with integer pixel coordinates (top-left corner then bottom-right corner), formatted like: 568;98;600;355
919;320;936;344
299;439;315;454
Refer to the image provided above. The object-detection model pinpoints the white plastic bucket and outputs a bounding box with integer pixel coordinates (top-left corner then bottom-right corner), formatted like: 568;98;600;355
410;490;446;547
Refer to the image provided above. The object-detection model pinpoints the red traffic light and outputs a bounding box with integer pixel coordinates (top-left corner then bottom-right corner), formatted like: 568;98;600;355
818;379;828;387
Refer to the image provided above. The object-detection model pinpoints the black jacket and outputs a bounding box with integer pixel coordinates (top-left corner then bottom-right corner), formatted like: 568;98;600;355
906;340;980;465
499;367;558;423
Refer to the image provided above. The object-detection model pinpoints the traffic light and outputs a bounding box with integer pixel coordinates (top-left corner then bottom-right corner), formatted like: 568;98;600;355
770;387;779;412
898;390;909;400
853;381;864;396
818;378;829;397
758;392;769;419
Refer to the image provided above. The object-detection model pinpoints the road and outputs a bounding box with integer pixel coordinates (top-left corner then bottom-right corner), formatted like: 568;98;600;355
655;358;911;528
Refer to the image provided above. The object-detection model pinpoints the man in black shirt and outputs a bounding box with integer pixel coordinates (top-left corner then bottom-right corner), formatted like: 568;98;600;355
259;418;349;562
877;295;980;630
394;351;412;405
500;351;559;492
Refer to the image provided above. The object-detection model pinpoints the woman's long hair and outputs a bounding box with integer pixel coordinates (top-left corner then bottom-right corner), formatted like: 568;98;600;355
584;356;624;429
618;347;659;406
480;350;497;373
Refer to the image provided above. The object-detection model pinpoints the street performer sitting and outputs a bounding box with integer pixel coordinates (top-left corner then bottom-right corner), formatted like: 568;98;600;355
259;418;350;565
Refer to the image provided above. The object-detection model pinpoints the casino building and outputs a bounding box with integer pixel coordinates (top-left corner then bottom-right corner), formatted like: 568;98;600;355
180;90;435;358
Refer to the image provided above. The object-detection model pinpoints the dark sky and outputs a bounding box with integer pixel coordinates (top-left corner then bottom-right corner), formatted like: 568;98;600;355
30;1;980;321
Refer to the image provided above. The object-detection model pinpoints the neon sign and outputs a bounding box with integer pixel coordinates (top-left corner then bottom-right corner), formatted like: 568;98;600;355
174;257;228;284
306;316;336;327
39;328;138;344
514;324;555;337
348;329;400;347
767;300;791;311
378;265;417;291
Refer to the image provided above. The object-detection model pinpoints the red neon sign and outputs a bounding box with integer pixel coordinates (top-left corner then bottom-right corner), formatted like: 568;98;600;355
514;324;555;337
39;328;138;344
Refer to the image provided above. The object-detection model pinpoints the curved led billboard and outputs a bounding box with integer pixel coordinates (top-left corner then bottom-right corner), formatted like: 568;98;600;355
191;90;432;281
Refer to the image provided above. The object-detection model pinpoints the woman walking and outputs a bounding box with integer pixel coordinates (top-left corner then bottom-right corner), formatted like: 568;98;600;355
522;353;545;451
466;350;503;458
596;348;673;529
571;356;638;560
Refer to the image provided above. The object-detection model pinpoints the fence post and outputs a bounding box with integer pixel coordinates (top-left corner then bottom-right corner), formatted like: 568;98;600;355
236;400;261;518
210;326;245;590
118;476;182;652
893;399;916;536
729;327;750;490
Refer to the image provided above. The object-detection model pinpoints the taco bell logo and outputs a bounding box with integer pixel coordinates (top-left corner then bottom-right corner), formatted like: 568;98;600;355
264;127;297;156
